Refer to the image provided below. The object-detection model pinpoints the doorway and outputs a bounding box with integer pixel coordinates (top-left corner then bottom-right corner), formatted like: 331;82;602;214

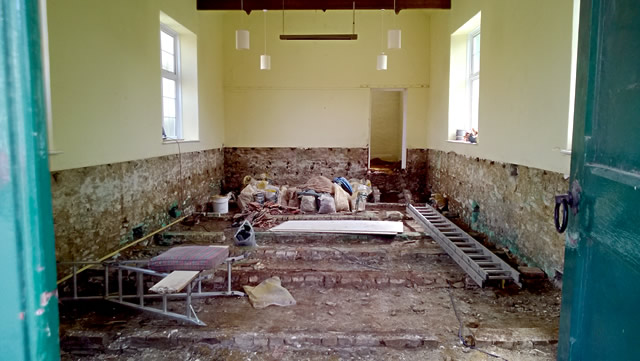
369;89;407;171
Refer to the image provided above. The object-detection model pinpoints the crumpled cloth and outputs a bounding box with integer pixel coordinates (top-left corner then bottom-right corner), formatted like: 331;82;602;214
243;276;296;309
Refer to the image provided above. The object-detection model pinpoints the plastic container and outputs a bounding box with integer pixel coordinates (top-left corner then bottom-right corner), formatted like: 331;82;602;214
213;195;229;214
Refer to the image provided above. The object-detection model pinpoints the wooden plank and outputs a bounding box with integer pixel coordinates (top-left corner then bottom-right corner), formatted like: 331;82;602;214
269;220;403;235
150;271;199;294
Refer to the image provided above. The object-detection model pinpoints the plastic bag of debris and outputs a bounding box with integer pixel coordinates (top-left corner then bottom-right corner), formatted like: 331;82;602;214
277;186;288;206
302;176;334;194
263;185;279;203
286;187;300;208
243;276;296;309
332;184;350;212
300;195;317;213
238;184;258;211
234;220;256;247
318;193;336;214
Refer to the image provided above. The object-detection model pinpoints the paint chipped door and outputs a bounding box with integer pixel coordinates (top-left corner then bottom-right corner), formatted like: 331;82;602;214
558;0;640;359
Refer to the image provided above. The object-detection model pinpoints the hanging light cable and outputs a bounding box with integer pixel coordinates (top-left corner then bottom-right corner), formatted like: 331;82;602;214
377;9;387;70
388;0;401;49
235;0;250;50
260;9;271;70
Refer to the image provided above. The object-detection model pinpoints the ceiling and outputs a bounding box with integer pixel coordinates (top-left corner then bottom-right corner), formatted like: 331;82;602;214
196;0;451;13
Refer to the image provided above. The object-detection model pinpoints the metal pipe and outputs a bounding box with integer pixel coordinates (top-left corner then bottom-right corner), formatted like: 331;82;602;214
104;265;109;297
72;265;78;299
186;282;192;318
227;261;232;293
118;268;123;303
137;272;144;306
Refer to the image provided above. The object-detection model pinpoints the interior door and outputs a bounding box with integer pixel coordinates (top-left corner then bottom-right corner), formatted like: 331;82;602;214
558;0;640;360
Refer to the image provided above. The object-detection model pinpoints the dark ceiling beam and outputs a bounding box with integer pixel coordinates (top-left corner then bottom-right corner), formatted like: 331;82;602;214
196;0;451;13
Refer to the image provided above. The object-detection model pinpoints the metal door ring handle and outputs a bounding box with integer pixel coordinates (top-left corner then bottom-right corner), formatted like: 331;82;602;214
554;198;569;233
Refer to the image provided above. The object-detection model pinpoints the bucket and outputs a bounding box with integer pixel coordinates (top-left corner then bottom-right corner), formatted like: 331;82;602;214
212;195;229;214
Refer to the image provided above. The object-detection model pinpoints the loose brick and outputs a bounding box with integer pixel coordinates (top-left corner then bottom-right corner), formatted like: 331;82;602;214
337;336;354;347
234;335;253;349
518;266;546;279
253;337;268;348
354;335;379;347
268;336;284;349
321;336;338;347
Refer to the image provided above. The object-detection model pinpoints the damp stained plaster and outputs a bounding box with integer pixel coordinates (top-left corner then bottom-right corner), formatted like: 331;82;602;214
223;147;368;192
426;150;568;277
51;148;224;267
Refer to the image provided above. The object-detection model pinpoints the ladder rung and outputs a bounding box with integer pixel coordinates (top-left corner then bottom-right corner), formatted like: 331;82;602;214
469;255;492;260
477;262;501;266
485;269;510;274
488;275;513;280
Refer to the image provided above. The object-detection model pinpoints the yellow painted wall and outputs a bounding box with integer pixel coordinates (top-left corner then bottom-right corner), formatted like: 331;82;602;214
222;10;430;149
370;90;403;161
47;0;225;171
427;0;574;174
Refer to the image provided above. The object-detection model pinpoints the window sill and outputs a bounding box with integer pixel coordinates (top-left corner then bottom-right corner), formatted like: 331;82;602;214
447;140;478;145
162;139;200;145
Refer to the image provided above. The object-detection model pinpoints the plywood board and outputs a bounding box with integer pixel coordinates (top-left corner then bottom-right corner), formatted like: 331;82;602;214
150;270;199;294
269;220;403;235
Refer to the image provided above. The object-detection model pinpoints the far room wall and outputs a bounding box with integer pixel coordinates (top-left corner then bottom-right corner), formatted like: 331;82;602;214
221;10;430;191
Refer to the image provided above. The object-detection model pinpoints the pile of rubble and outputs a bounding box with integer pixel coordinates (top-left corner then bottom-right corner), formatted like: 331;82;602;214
233;175;374;228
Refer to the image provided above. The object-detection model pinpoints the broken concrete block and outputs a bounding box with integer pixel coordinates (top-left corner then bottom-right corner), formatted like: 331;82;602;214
518;266;546;279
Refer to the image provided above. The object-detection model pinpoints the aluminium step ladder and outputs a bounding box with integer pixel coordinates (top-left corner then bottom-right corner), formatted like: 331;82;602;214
407;203;521;288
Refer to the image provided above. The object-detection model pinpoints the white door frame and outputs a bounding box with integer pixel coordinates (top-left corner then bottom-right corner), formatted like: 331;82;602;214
369;88;407;169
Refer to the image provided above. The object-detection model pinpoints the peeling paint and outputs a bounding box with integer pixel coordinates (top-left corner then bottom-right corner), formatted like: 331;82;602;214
40;289;58;307
18;312;25;320
35;308;45;316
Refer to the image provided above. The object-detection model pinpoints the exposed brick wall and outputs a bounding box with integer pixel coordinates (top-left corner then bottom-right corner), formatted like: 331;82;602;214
368;149;428;202
425;149;568;277
51;148;224;265
223;147;368;192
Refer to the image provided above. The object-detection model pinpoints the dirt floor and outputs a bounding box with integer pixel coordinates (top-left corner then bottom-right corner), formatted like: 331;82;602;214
58;204;560;360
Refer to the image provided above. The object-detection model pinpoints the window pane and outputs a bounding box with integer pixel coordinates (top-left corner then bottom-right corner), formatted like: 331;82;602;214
472;33;480;74
163;117;176;138
162;78;176;99
163;97;176;117
471;78;480;130
162;51;175;72
160;31;174;54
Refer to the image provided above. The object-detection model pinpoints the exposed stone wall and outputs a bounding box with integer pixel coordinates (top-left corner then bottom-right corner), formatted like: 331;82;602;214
223;147;368;192
426;150;568;277
51;148;224;265
369;149;428;202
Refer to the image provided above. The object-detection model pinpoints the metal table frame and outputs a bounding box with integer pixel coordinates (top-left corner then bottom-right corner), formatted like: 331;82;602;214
59;255;246;326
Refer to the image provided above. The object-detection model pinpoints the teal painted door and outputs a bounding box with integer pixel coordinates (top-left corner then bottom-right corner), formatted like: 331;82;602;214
558;0;640;360
0;0;60;360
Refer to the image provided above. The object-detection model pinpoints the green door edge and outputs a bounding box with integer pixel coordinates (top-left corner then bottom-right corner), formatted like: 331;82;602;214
0;0;61;359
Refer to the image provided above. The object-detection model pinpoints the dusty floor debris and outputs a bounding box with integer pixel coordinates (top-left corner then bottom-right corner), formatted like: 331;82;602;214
59;204;560;360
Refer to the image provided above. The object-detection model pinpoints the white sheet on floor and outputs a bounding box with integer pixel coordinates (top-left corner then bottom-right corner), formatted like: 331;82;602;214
268;220;403;235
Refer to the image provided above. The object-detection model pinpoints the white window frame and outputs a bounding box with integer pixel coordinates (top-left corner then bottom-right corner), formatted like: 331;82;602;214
467;27;480;131
160;24;182;140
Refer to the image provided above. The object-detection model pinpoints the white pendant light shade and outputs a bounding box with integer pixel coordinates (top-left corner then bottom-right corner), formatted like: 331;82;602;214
260;54;271;70
388;29;401;49
377;53;388;70
236;29;250;50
